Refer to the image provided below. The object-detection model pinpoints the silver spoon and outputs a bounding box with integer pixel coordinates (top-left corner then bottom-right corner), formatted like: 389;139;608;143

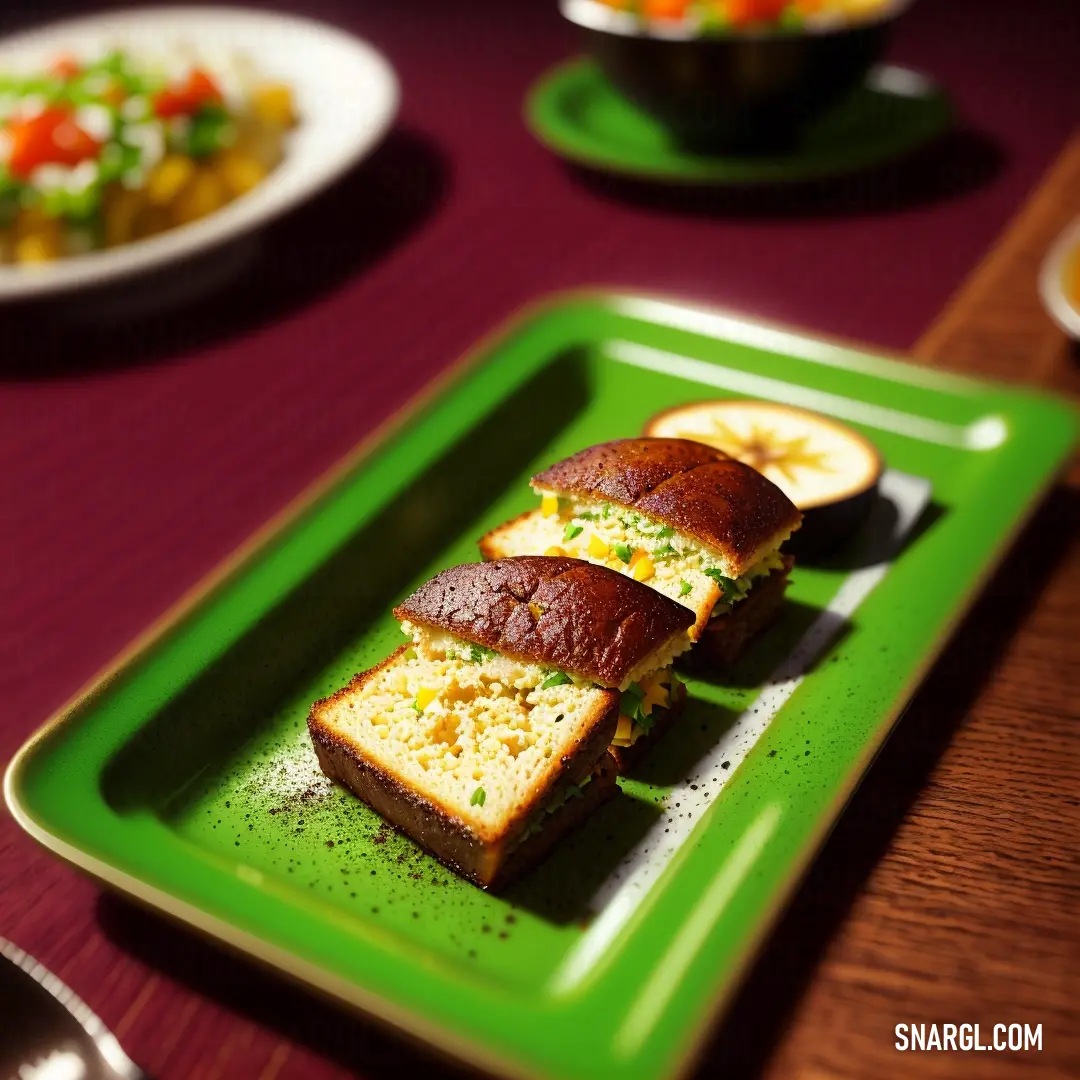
0;936;149;1080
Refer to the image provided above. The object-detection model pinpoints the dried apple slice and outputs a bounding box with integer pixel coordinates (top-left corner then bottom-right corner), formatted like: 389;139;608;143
644;399;883;558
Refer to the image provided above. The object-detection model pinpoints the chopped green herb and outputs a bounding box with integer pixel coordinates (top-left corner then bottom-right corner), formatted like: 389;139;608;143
540;671;572;689
601;503;611;518
653;543;677;558
466;643;497;663
679;580;693;597
620;683;645;722
576;510;598;521
656;526;675;539
470;787;486;807
704;568;740;592
409;698;422;713
563;523;583;542
182;103;235;158
403;647;417;661
614;542;633;564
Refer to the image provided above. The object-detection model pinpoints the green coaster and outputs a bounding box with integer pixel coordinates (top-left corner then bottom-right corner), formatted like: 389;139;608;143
526;57;952;184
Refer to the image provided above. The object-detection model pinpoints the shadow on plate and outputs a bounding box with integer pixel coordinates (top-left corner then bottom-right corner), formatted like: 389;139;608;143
0;126;449;380
569;125;1004;220
620;693;742;788
682;597;848;694
684;482;1078;1079
506;786;663;924
100;351;591;818
91;482;1077;1080
799;497;948;573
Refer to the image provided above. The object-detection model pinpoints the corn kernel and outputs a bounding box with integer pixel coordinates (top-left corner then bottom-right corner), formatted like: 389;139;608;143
587;533;609;559
415;687;437;712
171;168;227;226
540;493;558;517
216;149;266;197
146;155;196;207
251;83;296;128
544;545;566;557
13;214;61;263
632;556;655;582
642;677;669;713
14;234;59;263
528;602;544;620
628;548;645;567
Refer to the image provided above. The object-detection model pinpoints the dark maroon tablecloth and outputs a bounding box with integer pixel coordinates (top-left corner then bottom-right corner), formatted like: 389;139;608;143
0;1;1076;1077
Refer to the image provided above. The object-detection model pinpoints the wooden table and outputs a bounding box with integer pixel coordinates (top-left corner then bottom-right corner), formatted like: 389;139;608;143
701;137;1080;1080
1;2;1077;1078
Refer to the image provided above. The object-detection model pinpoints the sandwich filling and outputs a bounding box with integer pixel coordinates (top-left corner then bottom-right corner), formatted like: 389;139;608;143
402;621;682;752
526;489;786;626
613;668;683;749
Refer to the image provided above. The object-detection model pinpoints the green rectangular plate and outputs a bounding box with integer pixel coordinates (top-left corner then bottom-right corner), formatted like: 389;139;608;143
6;294;1077;1080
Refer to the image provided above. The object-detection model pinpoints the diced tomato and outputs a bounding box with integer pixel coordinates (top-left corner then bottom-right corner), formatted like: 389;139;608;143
642;0;694;17
5;107;102;180
48;54;81;80
724;0;790;23
153;67;224;119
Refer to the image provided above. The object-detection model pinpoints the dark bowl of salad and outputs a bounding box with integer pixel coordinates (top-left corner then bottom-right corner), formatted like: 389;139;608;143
561;0;911;152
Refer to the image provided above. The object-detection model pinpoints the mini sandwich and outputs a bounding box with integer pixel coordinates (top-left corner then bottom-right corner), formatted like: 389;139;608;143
480;439;802;670
308;556;694;889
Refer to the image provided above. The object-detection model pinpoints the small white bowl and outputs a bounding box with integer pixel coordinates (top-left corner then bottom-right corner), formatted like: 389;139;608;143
0;7;398;300
1039;216;1080;340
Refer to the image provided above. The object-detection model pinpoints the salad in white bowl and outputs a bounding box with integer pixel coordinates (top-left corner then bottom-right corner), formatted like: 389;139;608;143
0;7;398;298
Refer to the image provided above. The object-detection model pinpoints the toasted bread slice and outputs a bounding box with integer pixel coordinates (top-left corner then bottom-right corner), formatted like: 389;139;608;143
394;556;694;691
480;510;724;641
309;643;620;889
532;438;801;577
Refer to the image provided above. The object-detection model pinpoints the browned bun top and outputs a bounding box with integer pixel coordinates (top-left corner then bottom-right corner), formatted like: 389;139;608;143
532;438;802;568
393;556;693;688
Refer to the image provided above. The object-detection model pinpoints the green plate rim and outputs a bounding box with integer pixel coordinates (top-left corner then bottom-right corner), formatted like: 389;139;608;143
525;57;954;184
5;290;1077;1080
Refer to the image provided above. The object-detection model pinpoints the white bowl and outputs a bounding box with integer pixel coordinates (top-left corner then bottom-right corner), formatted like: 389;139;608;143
0;6;399;300
1039;216;1080;340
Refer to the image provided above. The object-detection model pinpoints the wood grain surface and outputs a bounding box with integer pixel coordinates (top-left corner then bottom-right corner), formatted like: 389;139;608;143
693;135;1080;1080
